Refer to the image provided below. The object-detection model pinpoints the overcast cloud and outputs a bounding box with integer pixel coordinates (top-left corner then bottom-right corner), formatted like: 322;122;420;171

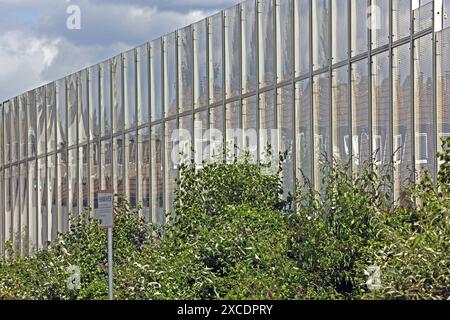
0;0;240;102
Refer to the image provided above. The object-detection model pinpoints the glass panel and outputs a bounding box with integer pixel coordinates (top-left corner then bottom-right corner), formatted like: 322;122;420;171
138;128;150;222
19;94;27;160
393;43;412;196
445;0;450;29
194;110;209;167
89;65;100;139
332;66;350;163
194;20;208;108
242;0;257;93
312;0;330;70
414;34;434;177
137;44;149;125
151;124;164;225
242;95;258;162
114;136;124;196
79;70;88;143
277;86;294;199
179;26;194;113
164;33;177;117
47;155;57;243
259;90;276;163
56;79;67;151
20;163;28;255
210;106;224;161
0;105;3;168
437;28;450;165
225;5;241;98
351;59;370;171
4;101;11;163
46;83;56;153
313;72;330;188
90;141;100;211
259;0;275;87
371;0;389;49
37;158;46;250
209;13;224;104
101;139;113;190
28;161;37;254
225;101;241;160
392;0;411;42
414;1;433;33
57;151;68;233
27;92;37;158
151;39;163;120
100;61;112;136
332;0;348;63
124;50;136;129
295;0;310;76
351;0;368;56
165;120;177;215
372;52;391;167
4;168;11;250
68;149;78;220
67;74;78;146
12;165;20;253
79;145;89;211
180;115;193;166
0;168;3;255
277;0;293;82
125;132;137;207
112;55;124;132
11;99;19;163
36;88;46;156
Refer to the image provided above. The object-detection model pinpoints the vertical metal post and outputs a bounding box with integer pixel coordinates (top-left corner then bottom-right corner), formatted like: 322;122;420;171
107;227;113;300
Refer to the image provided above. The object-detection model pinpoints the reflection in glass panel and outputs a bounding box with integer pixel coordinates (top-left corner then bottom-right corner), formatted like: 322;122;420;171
351;0;367;56
36;87;46;156
393;0;411;41
259;90;276;163
371;0;389;49
89;66;100;139
225;101;241;160
372;52;391;167
209;13;224;104
393;43;412;196
47;155;57;242
100;62;112;136
180;115;193;166
0;169;3;255
27;92;37;158
332;66;350;163
179;26;193;113
112;55;124;132
437;28;450;164
210;106;224;161
242;95;257;162
138;128;150;222
101;139;112;190
277;86;294;200
151;124;164;225
4;168;11;250
12;165;20;252
28;161;37;254
57;151;68;233
79;145;89;211
313;72;330;188
194;110;209;167
259;0;275;87
11;99;19;163
225;5;241;98
4;101;11;163
277;0;293;82
124;50;136;129
57;79;67;150
295;0;310;76
151;39;163;120
446;0;450;29
79;70;88;143
67;74;78;146
20;163;28;255
37;158;46;250
312;0;330;70
165;120;178;215
125;132;137;207
90;141;100;212
194;20;208;108
46;83;56;153
164;33;177;117
137;44;149;125
414;35;435;177
0;105;3;168
242;0;257;93
414;1;433;33
332;0;348;63
19;94;28;160
114;136;125;196
351;59;370;171
68;149;78;221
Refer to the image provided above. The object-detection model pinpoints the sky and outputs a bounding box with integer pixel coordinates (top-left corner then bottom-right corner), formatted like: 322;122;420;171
0;0;241;102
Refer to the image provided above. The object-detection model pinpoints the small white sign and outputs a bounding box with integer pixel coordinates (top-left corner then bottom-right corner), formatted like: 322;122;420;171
96;190;114;229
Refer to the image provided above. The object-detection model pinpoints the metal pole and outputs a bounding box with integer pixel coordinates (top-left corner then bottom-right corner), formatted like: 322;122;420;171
107;227;113;300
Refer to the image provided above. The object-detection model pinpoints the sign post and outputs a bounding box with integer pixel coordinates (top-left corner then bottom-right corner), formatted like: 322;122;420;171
96;190;114;300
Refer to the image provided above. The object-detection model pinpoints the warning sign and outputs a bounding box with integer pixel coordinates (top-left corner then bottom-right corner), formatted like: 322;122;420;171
96;190;114;229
